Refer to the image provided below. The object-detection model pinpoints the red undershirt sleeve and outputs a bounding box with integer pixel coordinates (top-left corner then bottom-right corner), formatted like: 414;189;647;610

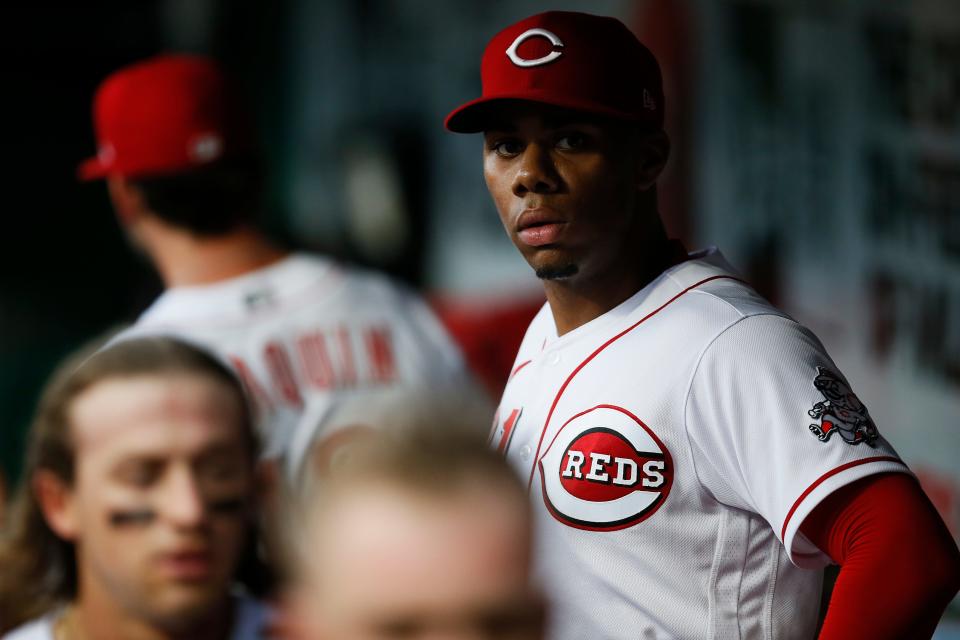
800;473;960;640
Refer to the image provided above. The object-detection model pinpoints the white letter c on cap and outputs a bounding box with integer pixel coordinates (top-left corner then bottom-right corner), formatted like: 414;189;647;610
506;28;563;68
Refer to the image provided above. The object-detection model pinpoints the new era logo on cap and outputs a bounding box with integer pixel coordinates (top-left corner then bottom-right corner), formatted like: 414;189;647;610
189;133;224;163
644;89;657;111
445;11;664;133
97;143;116;165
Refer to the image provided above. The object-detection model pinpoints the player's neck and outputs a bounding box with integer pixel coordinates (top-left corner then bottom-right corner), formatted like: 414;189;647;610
70;574;233;640
146;224;288;288
544;279;644;337
544;237;681;337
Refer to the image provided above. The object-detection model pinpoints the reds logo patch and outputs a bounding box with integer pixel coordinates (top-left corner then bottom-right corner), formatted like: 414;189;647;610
538;405;673;531
808;367;879;447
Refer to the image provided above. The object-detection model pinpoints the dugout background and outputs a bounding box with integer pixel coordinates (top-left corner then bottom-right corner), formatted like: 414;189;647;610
0;0;956;630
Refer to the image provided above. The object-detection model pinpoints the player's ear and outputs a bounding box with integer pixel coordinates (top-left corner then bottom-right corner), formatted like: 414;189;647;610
634;128;670;191
105;176;148;226
33;469;80;542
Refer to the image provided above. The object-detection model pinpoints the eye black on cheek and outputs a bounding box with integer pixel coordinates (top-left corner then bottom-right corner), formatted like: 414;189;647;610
109;509;157;527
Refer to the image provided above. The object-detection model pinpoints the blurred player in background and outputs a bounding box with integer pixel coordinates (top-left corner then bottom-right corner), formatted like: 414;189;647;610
0;337;269;639
446;10;960;640
78;54;485;476
284;424;546;640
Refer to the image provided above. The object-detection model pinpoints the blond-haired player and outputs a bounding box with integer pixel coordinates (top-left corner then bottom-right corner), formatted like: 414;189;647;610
0;337;269;639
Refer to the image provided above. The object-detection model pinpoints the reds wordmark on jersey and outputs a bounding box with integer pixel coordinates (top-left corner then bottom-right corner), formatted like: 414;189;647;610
491;248;908;640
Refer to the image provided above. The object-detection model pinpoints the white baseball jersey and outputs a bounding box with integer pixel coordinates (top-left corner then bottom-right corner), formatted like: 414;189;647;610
491;247;909;640
115;253;476;467
1;594;270;640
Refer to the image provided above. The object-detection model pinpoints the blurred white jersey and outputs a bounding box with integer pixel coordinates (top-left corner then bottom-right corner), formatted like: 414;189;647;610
1;595;271;639
116;253;475;466
491;247;909;640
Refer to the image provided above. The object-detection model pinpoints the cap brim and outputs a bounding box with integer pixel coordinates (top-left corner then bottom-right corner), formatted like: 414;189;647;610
77;156;109;181
444;91;649;133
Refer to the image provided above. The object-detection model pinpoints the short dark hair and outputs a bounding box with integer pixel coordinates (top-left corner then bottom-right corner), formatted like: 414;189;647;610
131;157;262;236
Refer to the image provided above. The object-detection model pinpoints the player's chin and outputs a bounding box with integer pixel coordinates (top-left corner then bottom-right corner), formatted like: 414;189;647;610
534;263;579;281
148;583;229;630
520;247;577;280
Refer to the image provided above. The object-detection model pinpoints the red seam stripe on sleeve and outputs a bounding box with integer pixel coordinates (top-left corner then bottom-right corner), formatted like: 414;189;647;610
780;456;903;540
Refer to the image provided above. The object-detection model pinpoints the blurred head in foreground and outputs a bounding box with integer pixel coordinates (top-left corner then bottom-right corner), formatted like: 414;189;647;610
287;385;494;489
0;337;267;638
286;426;545;640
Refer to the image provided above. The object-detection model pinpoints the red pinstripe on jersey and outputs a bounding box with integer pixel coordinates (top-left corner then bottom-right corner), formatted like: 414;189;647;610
511;360;532;379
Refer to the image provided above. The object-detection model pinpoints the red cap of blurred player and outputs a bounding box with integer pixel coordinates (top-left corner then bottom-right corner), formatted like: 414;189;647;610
445;11;664;133
78;54;251;181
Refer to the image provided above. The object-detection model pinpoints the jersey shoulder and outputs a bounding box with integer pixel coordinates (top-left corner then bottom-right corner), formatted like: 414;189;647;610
327;260;426;308
133;253;425;330
134;253;337;327
656;248;795;339
688;276;788;321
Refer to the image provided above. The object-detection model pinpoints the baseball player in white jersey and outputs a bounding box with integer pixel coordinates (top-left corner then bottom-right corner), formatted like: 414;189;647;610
115;252;472;465
78;55;482;472
445;11;960;639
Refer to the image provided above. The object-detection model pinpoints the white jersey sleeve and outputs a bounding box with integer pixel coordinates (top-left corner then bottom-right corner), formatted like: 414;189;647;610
0;596;269;640
685;313;910;568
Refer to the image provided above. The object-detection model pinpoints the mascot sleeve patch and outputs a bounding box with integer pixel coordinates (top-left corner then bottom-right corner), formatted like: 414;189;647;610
807;367;879;447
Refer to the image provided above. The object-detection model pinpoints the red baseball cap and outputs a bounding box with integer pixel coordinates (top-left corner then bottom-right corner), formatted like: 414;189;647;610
78;54;251;181
445;11;664;133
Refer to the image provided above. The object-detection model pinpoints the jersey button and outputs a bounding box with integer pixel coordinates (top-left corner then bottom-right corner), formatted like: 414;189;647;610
519;445;532;461
546;351;561;365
